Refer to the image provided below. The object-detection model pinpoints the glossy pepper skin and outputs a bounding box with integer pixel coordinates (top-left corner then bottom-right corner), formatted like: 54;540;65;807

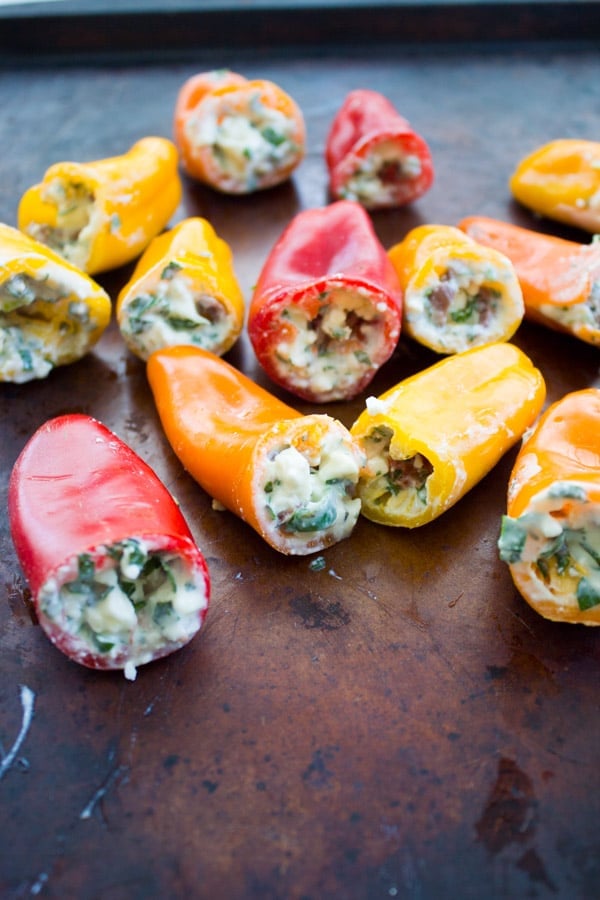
510;139;600;234
388;224;524;354
459;215;600;346
498;389;600;626
248;200;403;403
350;342;545;528
147;346;364;556
173;68;306;194
325;89;434;209
9;414;210;678
117;216;245;361
0;223;111;383
18;137;182;275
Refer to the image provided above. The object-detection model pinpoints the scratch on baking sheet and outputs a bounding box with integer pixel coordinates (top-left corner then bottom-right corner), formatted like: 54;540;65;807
0;684;35;781
79;764;129;821
30;871;49;895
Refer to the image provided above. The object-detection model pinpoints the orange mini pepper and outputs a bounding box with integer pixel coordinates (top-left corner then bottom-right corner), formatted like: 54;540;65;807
350;342;545;528
117;217;244;361
498;389;600;626
18;137;182;275
173;68;306;194
510;139;600;234
458;215;600;346
388;224;524;354
147;346;364;556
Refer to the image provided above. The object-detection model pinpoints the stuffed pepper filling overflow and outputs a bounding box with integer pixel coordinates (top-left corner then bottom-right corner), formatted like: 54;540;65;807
274;284;392;401
260;428;362;541
340;140;423;207
25;179;98;272
38;538;208;679
499;483;600;615
0;269;104;382
119;263;232;360
359;424;434;520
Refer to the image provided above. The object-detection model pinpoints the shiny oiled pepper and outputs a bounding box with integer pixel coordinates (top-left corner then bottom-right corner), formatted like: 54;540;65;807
248;200;403;403
0;223;111;383
147;346;364;556
18;137;182;275
350;342;545;528
173;69;306;194
325;89;434;209
117;217;244;361
498;389;600;626
459;215;600;346
387;224;524;354
8;414;211;679
510;139;600;233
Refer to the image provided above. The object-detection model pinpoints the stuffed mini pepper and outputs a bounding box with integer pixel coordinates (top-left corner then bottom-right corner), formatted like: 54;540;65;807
248;200;403;402
18;137;181;275
0;223;111;383
173;68;305;194
9;415;211;679
117;217;245;361
510;139;600;234
498;388;600;626
388;224;524;354
350;342;545;527
147;346;364;556
459;215;600;346
325;89;434;209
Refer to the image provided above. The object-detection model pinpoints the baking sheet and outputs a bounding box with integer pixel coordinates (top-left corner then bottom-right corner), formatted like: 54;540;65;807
1;30;599;900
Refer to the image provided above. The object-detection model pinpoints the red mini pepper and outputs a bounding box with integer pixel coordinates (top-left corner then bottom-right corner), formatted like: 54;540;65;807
248;200;403;403
8;414;210;679
325;89;434;209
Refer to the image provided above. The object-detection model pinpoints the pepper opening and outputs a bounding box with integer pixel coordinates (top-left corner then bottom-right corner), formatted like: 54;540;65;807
38;538;208;676
359;424;434;519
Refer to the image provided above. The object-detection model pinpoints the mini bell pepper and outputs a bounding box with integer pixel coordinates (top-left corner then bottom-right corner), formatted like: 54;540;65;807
387;224;524;354
173;68;306;194
458;215;600;346
350;342;545;528
510;139;600;234
116;216;245;361
325;89;434;209
0;223;111;383
248;200;403;403
8;414;211;679
147;346;364;556
498;389;600;626
18;137;182;275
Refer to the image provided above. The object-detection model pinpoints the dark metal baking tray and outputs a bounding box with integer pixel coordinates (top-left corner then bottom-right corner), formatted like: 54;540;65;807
1;10;599;899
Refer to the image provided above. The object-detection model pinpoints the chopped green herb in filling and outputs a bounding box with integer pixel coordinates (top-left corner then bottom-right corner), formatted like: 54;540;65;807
359;424;433;519
121;264;231;360
498;485;600;612
0;273;96;382
272;285;389;401
262;435;361;542
39;538;206;664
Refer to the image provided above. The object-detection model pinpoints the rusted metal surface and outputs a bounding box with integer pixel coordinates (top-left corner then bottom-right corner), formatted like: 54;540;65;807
1;40;599;900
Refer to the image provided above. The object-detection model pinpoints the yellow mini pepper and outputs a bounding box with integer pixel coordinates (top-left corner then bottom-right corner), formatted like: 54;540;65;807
388;224;524;354
0;222;111;383
350;342;546;527
117;217;245;361
510;139;600;234
18;137;182;276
